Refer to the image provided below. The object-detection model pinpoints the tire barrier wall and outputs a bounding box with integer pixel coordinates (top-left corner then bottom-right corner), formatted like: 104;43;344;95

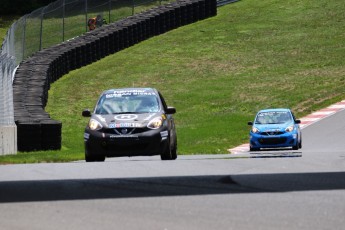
13;0;217;152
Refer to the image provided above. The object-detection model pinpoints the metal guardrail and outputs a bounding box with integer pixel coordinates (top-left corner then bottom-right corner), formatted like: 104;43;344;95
217;0;239;7
2;0;175;65
0;54;17;155
0;54;15;125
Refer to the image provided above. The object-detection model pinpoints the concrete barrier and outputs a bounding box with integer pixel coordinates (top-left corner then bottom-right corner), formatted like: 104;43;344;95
0;126;17;155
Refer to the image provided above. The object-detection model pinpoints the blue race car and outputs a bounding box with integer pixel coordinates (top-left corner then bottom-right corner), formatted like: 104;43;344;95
248;108;302;151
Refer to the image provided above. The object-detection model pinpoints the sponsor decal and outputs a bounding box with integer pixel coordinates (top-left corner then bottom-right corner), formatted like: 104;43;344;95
110;122;142;128
105;89;155;98
160;131;168;141
84;133;90;140
160;131;168;137
259;111;287;116
267;129;280;132
109;135;139;139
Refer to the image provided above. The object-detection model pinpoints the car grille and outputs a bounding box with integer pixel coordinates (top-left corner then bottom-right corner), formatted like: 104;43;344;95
259;137;287;145
103;128;147;135
109;142;149;151
261;131;284;136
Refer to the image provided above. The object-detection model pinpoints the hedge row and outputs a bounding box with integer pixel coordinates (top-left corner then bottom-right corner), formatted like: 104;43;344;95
13;0;217;152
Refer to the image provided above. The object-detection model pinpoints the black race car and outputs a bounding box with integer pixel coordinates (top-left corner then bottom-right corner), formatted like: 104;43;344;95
82;88;177;162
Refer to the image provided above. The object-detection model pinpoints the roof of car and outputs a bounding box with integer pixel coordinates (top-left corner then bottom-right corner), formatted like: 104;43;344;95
258;108;291;113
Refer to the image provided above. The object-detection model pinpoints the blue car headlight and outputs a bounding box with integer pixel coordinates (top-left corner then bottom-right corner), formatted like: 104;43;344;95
251;127;260;133
285;125;295;132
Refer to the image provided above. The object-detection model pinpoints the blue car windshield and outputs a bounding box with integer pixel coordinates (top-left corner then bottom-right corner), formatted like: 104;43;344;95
95;90;160;114
255;111;292;124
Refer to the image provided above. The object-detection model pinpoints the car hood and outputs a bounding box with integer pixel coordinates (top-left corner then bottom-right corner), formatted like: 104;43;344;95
254;123;294;132
92;112;162;128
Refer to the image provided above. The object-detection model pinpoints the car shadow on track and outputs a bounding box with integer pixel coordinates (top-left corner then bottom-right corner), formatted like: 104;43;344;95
0;171;344;203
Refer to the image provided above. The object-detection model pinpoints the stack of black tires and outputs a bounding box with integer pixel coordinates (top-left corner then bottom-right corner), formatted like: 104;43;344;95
13;0;217;152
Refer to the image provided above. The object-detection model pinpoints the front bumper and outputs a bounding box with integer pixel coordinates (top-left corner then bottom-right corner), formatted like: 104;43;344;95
249;132;298;149
84;127;169;157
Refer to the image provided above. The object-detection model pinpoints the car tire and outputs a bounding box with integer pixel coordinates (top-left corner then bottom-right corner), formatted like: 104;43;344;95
171;141;177;160
250;146;259;151
299;138;302;149
160;140;176;160
85;150;105;162
292;141;299;150
85;154;105;162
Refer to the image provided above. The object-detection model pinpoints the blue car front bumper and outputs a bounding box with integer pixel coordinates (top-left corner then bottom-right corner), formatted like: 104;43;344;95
250;132;298;149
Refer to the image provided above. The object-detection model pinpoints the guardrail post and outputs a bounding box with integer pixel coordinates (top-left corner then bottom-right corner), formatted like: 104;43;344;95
39;7;46;51
22;16;26;61
85;0;88;32
63;0;65;42
109;0;111;24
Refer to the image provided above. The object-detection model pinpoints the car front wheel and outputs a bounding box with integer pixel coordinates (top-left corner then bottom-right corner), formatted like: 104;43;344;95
299;138;302;149
292;138;299;150
160;140;176;160
250;146;259;151
85;149;105;162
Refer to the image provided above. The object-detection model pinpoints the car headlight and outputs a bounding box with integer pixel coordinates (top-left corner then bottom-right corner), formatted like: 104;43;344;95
285;125;294;132
147;117;163;129
251;127;260;133
89;119;103;131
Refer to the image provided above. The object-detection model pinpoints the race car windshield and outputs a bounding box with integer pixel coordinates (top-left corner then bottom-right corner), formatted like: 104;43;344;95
95;92;160;114
255;111;292;124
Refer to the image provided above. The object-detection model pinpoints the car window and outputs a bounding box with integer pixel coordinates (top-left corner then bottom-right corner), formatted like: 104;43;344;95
158;92;168;111
255;111;292;124
95;90;160;114
291;111;298;122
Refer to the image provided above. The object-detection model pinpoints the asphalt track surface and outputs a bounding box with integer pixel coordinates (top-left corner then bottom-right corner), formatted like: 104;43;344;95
0;109;344;230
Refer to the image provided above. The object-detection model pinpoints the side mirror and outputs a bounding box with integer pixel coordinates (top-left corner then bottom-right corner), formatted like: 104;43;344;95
166;106;176;115
295;119;301;124
248;121;253;126
82;109;91;117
